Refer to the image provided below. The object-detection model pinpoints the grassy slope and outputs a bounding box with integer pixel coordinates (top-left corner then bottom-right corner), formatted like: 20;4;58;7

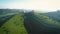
0;14;28;34
34;12;60;28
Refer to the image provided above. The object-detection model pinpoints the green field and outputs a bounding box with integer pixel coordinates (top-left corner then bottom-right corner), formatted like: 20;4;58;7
34;12;60;28
0;14;28;34
0;11;60;34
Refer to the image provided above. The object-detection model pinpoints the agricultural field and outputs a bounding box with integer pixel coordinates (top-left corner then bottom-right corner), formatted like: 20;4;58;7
0;14;28;34
34;12;60;28
24;12;60;34
0;10;60;34
0;13;15;27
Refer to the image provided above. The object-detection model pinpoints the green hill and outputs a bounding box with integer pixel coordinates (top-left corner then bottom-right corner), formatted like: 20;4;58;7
0;14;28;34
34;12;60;28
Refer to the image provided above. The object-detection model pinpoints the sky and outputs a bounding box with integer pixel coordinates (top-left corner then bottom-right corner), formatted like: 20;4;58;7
0;0;60;11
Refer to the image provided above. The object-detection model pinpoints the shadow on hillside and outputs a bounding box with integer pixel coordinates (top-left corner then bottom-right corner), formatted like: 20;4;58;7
24;12;60;34
0;15;15;27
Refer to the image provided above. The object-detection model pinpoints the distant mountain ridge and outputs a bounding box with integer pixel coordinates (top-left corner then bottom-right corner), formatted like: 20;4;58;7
0;9;24;14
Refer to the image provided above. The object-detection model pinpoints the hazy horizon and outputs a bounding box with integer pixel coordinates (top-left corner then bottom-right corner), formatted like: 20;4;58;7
0;0;60;12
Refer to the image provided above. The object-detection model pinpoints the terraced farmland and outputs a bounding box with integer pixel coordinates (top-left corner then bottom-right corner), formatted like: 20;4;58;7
0;14;28;34
0;11;60;34
34;12;60;28
24;12;60;34
0;14;15;27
